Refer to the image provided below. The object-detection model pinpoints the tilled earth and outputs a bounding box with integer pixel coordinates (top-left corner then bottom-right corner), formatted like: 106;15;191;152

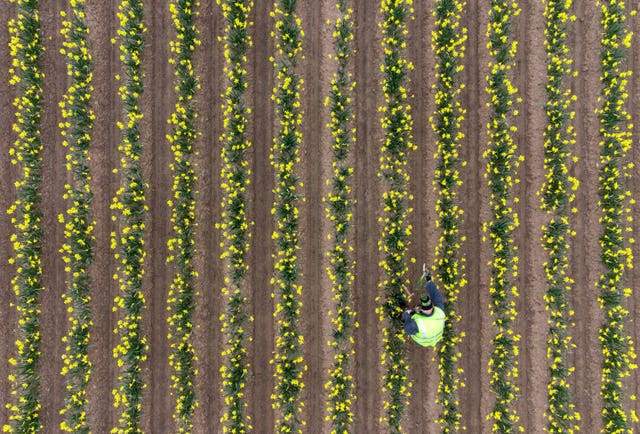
1;1;639;432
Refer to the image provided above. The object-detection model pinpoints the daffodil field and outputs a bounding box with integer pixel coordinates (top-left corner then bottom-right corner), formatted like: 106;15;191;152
430;0;467;432
483;0;523;431
58;0;95;432
166;0;200;431
3;0;45;432
217;0;253;432
269;0;306;432
109;0;148;431
1;1;639;432
376;0;415;431
323;0;357;433
595;1;637;432
540;0;580;432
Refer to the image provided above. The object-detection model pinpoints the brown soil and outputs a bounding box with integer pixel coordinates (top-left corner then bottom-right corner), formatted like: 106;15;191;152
1;1;639;432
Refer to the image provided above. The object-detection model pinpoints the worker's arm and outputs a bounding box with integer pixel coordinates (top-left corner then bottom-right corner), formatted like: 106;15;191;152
402;310;418;335
426;280;445;310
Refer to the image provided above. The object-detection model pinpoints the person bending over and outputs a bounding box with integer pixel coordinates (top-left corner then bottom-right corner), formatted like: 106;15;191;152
401;274;445;347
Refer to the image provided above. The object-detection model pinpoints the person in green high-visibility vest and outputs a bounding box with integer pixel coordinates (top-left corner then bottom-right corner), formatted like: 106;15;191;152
401;273;446;347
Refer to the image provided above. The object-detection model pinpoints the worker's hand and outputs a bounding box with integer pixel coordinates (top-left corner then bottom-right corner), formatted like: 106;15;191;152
399;297;407;310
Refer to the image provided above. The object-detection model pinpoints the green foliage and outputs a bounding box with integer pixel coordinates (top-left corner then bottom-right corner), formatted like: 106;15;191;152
431;0;467;431
595;1;637;432
377;0;415;431
270;1;306;431
166;0;201;432
324;0;357;432
540;0;580;432
4;0;45;432
110;0;148;432
217;0;254;432
58;0;95;432
484;0;523;432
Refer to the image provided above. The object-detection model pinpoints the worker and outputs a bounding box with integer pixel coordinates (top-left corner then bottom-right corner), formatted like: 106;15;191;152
401;272;446;347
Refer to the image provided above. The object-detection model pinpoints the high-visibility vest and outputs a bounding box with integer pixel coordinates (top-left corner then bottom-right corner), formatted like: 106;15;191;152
410;307;446;347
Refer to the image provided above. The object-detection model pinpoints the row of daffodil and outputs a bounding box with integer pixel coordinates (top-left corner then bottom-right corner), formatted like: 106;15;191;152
109;0;149;432
166;0;201;432
429;0;467;432
58;1;96;432
376;0;415;432
483;0;523;432
269;1;307;432
3;0;46;432
216;0;254;432
323;1;357;433
539;1;581;432
595;1;638;432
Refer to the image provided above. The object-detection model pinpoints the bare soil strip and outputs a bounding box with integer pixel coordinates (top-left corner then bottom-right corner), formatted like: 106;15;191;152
38;1;67;429
142;4;174;431
458;3;485;431
405;1;439;429
247;0;276;430
515;0;548;430
84;1;119;431
570;2;607;431
352;1;384;431
191;1;225;432
299;0;332;430
460;2;494;431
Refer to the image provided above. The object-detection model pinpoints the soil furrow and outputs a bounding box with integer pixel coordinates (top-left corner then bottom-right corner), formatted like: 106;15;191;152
298;0;328;428
458;3;484;431
38;1;67;429
142;4;173;431
248;0;276;429
406;0;439;429
461;2;494;432
192;1;225;432
515;0;548;430
570;1;605;431
352;0;383;431
84;0;119;431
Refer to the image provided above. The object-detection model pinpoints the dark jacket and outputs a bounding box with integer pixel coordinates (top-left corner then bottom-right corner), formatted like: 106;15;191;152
402;280;444;336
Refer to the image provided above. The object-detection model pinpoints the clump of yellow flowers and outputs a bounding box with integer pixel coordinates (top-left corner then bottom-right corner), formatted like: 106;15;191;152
4;0;46;432
595;1;637;432
109;0;149;432
216;0;254;433
376;0;415;432
539;1;581;432
323;1;358;433
483;0;523;432
269;1;307;432
430;0;467;432
166;0;201;432
58;0;96;432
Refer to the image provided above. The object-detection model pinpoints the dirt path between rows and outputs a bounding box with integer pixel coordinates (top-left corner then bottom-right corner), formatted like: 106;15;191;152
84;1;119;432
514;0;548;430
570;2;608;431
352;1;384;431
37;1;68;429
